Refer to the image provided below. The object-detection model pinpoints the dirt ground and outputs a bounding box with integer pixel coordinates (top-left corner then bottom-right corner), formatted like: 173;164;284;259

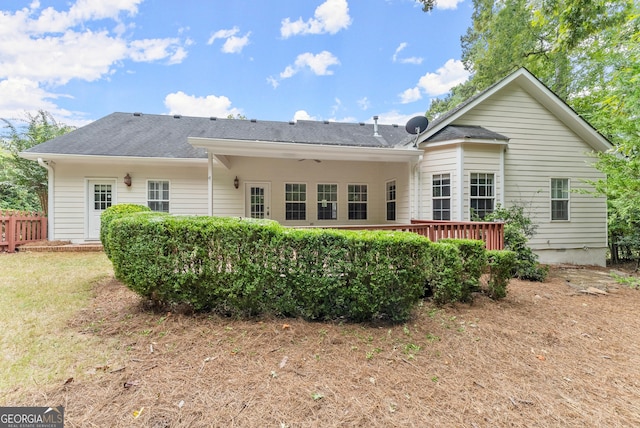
6;265;640;427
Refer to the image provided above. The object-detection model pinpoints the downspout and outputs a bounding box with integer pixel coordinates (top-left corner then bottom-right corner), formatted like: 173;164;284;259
37;158;54;240
207;151;213;216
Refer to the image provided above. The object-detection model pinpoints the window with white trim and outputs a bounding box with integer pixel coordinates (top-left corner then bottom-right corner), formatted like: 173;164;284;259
317;184;337;220
386;180;396;221
432;173;451;220
348;184;367;220
551;178;569;221
470;173;494;219
285;183;306;220
148;180;170;212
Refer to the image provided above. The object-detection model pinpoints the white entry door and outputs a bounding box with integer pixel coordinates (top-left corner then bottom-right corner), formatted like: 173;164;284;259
245;182;270;219
88;180;115;240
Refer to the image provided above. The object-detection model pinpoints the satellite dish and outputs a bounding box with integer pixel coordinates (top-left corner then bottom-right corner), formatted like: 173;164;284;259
405;116;429;134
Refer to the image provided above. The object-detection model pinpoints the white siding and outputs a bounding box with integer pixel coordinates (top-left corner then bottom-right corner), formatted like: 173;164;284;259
455;85;607;264
52;162;208;242
462;145;503;221
211;157;411;225
420;146;458;220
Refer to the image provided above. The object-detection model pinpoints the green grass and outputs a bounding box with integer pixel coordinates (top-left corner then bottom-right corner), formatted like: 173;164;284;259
0;252;114;398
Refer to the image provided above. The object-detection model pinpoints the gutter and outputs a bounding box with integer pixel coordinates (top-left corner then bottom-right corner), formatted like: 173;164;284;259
37;158;54;241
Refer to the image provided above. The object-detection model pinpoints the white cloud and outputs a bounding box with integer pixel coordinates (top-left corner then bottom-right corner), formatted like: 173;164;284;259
207;26;251;54
0;0;190;121
399;87;422;104
293;110;315;121
357;97;370;110
207;27;239;44
435;0;463;10
417;59;470;96
374;110;426;127
279;51;340;80
164;91;242;118
281;0;352;38
266;76;279;89
222;32;251;54
392;42;423;65
129;38;186;63
399;59;470;104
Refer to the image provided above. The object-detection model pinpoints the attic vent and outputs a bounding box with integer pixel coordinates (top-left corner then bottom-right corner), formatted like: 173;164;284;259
133;112;142;117
359;122;365;126
323;120;329;124
173;114;181;119
289;121;295;125
250;118;257;123
393;124;398;128
210;117;217;121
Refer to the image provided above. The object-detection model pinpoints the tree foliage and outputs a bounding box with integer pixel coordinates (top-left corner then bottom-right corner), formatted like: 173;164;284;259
1;111;74;214
427;0;634;115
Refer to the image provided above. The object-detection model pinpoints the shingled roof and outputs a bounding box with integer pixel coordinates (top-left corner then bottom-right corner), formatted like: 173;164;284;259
426;125;509;143
24;112;409;159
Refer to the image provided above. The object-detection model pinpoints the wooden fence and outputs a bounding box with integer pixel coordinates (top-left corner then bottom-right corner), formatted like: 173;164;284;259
0;210;47;253
308;219;504;250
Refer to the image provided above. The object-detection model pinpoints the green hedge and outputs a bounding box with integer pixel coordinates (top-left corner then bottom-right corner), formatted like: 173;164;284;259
486;250;517;299
103;210;433;322
438;239;487;302
102;205;513;320
100;203;151;257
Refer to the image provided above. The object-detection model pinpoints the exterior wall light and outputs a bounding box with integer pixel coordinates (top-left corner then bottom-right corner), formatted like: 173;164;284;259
124;173;132;187
234;176;239;189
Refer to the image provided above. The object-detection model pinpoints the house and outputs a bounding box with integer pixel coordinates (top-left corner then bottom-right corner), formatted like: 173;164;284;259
21;68;611;266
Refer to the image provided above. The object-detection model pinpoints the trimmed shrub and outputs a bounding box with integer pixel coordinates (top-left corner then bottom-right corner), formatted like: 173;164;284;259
486;250;517;299
438;239;487;301
424;242;465;305
106;214;430;322
100;204;151;257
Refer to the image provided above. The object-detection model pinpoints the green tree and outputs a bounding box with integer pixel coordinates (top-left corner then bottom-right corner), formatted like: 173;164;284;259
1;111;74;214
426;0;633;116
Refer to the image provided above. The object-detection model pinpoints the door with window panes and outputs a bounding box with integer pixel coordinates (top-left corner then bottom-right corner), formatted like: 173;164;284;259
244;183;270;219
88;180;115;239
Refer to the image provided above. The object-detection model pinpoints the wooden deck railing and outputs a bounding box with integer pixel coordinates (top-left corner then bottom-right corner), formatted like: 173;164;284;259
305;219;504;250
0;210;47;253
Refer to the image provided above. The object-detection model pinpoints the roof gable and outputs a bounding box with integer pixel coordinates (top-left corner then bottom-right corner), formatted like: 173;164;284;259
421;68;612;152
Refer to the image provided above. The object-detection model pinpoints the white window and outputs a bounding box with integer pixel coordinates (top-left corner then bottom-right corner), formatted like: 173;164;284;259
551;178;570;221
148;180;169;212
285;183;306;220
432;174;451;220
386;180;396;221
317;184;337;220
348;184;367;220
470;173;494;219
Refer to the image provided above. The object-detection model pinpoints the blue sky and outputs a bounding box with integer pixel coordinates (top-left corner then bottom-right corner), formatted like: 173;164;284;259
0;0;473;127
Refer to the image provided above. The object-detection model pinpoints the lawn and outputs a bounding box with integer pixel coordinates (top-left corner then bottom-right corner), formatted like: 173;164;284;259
1;252;640;427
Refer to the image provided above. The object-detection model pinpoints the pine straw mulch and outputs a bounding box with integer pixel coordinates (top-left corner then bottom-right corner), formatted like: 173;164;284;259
7;266;640;427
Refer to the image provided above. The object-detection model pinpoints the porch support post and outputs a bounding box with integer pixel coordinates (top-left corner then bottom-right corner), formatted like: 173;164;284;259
499;147;505;206
456;145;464;221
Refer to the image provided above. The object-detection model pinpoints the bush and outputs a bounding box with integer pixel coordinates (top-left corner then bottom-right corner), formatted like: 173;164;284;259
486;250;517;299
438;239;487;301
100;204;151;257
105;214;430;322
424;242;464;305
483;204;548;281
